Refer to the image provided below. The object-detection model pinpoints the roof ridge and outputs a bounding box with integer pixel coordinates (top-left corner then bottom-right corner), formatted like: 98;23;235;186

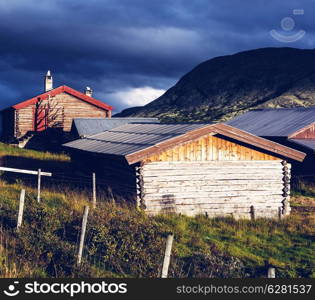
11;85;112;111
64;122;305;163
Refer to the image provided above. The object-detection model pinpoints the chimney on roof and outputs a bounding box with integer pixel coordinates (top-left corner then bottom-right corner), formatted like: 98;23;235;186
85;86;93;97
44;70;53;92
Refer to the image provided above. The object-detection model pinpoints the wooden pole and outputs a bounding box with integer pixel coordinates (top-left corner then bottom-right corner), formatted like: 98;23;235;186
77;205;89;265
161;233;174;278
16;189;25;231
267;267;276;278
37;169;41;203
92;172;96;209
250;205;255;221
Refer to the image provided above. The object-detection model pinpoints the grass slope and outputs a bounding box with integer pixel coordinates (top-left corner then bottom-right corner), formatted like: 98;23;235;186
0;179;314;278
0;144;314;278
0;142;69;161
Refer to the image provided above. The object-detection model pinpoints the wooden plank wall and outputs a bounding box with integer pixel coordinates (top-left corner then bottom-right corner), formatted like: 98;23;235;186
52;93;107;131
141;161;290;218
144;134;278;163
16;92;108;137
16;106;33;137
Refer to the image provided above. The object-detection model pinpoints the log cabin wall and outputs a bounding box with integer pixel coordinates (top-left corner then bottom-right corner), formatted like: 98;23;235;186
139;134;290;219
52;93;108;131
15;105;33;137
15;92;108;138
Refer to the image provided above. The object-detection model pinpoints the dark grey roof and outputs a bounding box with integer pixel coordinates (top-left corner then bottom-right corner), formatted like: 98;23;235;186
72;117;160;137
289;139;315;152
227;108;315;137
64;123;209;156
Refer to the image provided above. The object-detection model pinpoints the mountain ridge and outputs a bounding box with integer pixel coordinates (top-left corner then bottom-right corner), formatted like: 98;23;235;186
115;47;315;122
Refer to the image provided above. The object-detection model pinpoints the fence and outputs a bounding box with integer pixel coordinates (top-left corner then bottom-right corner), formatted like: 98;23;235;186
0;166;115;208
0;190;283;278
0;188;175;278
0;164;313;278
0;166;52;203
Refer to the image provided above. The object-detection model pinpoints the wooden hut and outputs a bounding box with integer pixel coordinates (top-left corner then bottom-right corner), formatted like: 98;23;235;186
63;123;305;219
1;71;112;144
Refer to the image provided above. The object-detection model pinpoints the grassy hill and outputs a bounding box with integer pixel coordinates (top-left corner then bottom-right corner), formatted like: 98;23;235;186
0;142;69;161
0;144;314;278
115;48;315;122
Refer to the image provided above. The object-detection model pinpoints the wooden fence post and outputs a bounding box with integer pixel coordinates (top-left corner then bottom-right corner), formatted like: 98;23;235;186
267;267;276;278
92;173;96;209
161;233;174;278
250;205;255;220
16;189;25;231
37;169;41;203
77;205;89;265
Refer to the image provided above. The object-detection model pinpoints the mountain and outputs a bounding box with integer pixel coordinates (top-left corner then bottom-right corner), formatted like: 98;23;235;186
115;48;315;122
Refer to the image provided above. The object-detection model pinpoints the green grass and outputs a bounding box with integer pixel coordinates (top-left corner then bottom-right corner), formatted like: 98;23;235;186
0;179;314;278
0;143;314;278
157;212;315;276
0;142;69;161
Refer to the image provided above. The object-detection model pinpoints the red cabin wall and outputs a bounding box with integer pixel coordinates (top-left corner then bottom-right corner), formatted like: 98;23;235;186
14;92;109;138
290;123;315;139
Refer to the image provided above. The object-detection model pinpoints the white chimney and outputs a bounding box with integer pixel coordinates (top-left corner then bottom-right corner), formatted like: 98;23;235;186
85;86;93;97
44;70;53;92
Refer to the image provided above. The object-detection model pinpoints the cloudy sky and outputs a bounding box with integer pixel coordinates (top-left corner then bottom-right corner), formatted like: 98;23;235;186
0;0;314;113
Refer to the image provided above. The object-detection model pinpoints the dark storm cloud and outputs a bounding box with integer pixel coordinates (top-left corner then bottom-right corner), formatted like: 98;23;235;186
0;0;314;112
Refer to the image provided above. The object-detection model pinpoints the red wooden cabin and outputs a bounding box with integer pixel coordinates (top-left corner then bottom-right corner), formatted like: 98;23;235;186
1;71;112;143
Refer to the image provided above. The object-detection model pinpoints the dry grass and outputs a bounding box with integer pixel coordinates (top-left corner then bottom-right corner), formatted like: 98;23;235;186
291;196;315;207
0;178;314;278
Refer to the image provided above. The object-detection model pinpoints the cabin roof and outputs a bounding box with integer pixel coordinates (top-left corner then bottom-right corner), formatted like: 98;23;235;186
226;107;315;137
73;117;160;137
63;123;305;164
289;139;315;152
10;85;113;111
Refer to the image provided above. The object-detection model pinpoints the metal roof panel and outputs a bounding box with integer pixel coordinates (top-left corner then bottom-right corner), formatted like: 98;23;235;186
73;117;160;137
227;107;315;137
64;123;209;156
289;139;315;152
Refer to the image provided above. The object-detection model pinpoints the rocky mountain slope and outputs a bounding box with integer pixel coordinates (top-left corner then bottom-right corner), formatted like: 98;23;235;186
115;48;315;122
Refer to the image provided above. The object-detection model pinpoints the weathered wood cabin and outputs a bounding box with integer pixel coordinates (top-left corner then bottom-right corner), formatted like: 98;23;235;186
1;71;112;144
64;123;305;219
227;108;315;175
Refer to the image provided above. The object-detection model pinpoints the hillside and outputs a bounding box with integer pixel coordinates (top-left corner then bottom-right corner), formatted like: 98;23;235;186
0;145;314;278
0;144;314;278
115;48;315;122
0;178;314;278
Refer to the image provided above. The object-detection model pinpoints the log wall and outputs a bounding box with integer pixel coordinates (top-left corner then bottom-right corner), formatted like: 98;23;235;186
140;161;290;218
15;92;108;137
